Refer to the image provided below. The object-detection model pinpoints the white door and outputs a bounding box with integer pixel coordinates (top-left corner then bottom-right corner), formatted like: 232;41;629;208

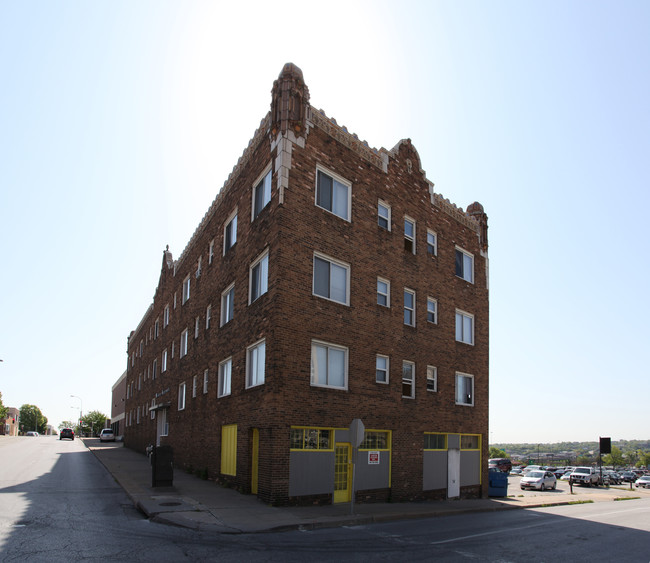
448;448;460;498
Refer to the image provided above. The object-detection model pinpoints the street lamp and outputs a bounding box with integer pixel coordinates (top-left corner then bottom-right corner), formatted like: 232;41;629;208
70;395;83;435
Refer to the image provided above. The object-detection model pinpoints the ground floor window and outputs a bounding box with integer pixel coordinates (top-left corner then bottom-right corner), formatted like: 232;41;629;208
290;427;333;450
424;433;447;450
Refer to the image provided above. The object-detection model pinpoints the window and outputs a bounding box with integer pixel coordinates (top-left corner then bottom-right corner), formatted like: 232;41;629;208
404;216;415;253
313;254;349;305
461;434;480;449
221;424;237;475
178;382;186;411
163;305;170;328
360;431;390;450
427;366;437;392
152;359;158;380
378;200;391;230
182;275;190;304
174;292;177;309
138;374;142;390
402;361;415;398
455;247;474;283
376;355;389;384
139;340;143;356
194;316;200;339
249;251;269;303
456;373;474;406
311;341;348;389
424;433;446;450
209;239;215;264
224;211;237;254
171;341;175;359
455;310;474;345
180;328;188;357
404;289;415;326
252;168;272;220
206;305;211;329
161;349;168;373
154;319;159;339
203;369;209;394
377;277;390;307
159;408;168;436
192;375;198;398
427;230;437;256
316;167;350;221
246;339;266;388
221;284;235;326
427;297;437;324
196;256;202;278
218;358;232;397
290;427;332;450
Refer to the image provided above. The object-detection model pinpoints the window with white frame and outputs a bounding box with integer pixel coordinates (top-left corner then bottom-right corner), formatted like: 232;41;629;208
194;316;200;339
315;167;350;221
311;341;348;389
139;340;143;356
163;304;170;328
427;297;437;324
196;256;202;278
180;328;189;357
378;200;391;230
203;369;209;394
192;375;197;398
456;372;474;406
173;291;177;309
160;408;168;436
402;361;415;398
376;354;389;384
154;319;159;339
313;253;349;305
182;275;190;304
455;310;474;345
427;365;437;392
246;339;266;388
252;167;272;220
377;277;390;307
206;305;211;329
209;239;215;264
224;210;237;254
221;284;235;326
178;382;186;410
152;359;158;380
404;288;416;326
404;216;415;253
427;229;437;256
171;341;175;359
218;358;232;398
162;349;168;373
455;247;474;283
138;374;142;390
137;406;140;424
249;250;269;303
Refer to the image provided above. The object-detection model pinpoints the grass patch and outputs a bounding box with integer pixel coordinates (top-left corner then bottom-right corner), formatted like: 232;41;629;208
567;500;594;505
614;497;640;501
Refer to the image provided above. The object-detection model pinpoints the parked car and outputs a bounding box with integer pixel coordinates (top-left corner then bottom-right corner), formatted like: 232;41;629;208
620;471;637;483
489;458;512;473
520;470;557;491
59;428;74;440
603;471;621;485
553;468;567;478
510;467;523;476
26;431;39;437
570;466;600;486
523;465;543;475
99;428;115;442
634;476;650;489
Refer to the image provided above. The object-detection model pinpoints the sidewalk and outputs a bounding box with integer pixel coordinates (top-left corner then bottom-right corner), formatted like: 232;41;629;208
83;439;649;533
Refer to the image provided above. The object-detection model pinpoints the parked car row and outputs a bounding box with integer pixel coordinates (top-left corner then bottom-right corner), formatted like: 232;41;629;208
511;464;650;489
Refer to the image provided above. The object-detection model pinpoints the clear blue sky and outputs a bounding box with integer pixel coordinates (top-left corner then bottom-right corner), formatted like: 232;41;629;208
1;1;648;443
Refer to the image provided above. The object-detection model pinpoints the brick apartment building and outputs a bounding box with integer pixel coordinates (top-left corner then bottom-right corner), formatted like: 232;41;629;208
123;63;489;505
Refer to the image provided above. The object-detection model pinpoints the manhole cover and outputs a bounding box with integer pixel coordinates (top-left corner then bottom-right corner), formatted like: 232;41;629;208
159;502;182;507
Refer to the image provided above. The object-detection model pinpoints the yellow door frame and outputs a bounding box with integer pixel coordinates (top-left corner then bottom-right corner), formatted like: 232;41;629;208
251;428;259;495
334;442;352;503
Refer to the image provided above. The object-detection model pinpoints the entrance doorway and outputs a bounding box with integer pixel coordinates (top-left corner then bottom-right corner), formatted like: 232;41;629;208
334;443;352;503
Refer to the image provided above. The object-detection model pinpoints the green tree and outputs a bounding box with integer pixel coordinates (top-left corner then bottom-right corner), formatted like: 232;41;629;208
58;420;76;431
19;404;48;434
82;410;108;437
489;447;507;459
636;451;650;468
603;445;625;468
0;391;8;421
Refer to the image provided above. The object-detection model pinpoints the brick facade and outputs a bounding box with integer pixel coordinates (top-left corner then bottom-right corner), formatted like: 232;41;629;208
122;63;489;505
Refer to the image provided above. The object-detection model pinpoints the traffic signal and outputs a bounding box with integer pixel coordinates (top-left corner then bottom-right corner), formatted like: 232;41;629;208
600;437;611;454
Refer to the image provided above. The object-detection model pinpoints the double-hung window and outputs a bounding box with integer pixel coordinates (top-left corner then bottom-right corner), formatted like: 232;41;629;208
252;168;272;220
182;275;190;304
161;349;168;373
152;359;158;379
402;361;415;398
455;309;474;345
313;253;349;305
178;382;186;411
249;251;269;303
404;217;415;253
316;167;350;221
311;341;347;389
218;358;232;398
203;369;209;394
224;211;237;254
427;366;437;392
221;284;235;326
246;339;266;388
377;278;390;307
455;247;474;283
194;316;200;339
163;305;170;328
209;239;215;264
180;328;188;357
192;375;197;398
376;355;389;384
427;297;437;324
206;305;211;329
378;200;390;230
427;229;437;256
456;372;474;406
404;288;416;326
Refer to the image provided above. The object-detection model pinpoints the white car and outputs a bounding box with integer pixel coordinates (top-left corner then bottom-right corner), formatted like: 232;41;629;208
520;470;557;491
99;428;115;442
634;476;650;489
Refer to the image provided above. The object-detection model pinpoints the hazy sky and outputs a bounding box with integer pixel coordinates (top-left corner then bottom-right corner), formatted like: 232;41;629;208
1;1;648;443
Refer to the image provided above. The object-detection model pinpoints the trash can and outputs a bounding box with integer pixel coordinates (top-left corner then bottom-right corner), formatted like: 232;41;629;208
488;468;508;497
151;445;173;487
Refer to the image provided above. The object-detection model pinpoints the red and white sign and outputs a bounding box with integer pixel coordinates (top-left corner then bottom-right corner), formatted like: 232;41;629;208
368;451;380;464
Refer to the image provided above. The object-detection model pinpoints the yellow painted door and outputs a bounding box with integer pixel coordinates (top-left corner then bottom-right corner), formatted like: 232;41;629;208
251;428;259;495
334;443;352;503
